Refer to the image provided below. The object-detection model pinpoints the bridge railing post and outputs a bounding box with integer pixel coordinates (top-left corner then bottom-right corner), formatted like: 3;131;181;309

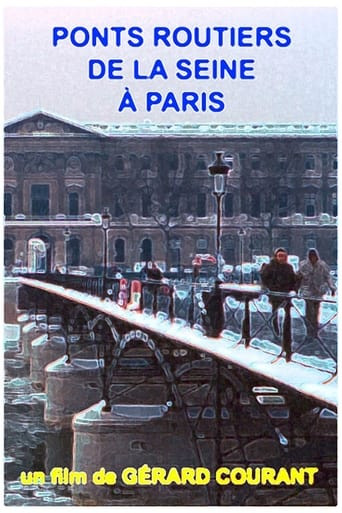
169;285;174;321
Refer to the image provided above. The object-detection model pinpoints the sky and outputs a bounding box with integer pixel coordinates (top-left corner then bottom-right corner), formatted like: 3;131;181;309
3;3;338;126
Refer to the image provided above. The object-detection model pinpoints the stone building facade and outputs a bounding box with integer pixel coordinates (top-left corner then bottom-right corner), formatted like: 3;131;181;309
4;111;337;272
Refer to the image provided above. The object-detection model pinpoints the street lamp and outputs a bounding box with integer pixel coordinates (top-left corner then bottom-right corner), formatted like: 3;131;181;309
208;151;231;276
238;227;246;283
101;207;112;299
63;227;71;271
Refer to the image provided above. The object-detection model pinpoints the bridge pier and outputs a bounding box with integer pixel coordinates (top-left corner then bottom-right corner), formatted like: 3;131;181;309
44;356;103;428
72;401;210;506
21;321;40;361
30;334;66;390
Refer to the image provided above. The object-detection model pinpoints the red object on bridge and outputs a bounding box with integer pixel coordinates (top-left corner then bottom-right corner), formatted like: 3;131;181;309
127;280;142;310
118;278;129;308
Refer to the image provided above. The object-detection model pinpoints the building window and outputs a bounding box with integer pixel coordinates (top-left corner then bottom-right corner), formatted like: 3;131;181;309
115;156;124;171
251;193;260;217
224;193;234;217
251;155;260;171
196;155;207;170
278;155;287;171
4;192;12;217
167;152;179;171
31;184;49;216
141;155;151;170
332;192;337;216
115;239;125;263
305;155;315;170
279;238;289;253
169;237;181;267
66;237;80;266
197;193;206;217
305;236;316;250
196;238;208;251
304;193;316;217
141;238;152;262
332;155;337;171
28;237;47;273
4;238;14;267
278;192;288;217
251;235;263;255
222;236;235;264
113;197;124;218
332;238;337;262
68;192;79;216
142;192;152;217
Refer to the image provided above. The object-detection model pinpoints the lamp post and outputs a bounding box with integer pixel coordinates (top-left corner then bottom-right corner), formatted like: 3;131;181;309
101;207;112;299
63;227;71;271
238;227;246;284
208;151;231;276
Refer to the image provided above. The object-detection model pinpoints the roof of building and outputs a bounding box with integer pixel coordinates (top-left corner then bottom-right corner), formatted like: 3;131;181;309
5;109;337;138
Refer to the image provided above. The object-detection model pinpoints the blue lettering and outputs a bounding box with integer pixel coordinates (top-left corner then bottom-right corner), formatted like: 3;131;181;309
240;59;255;79
275;26;291;47
53;27;68;46
89;60;106;79
147;92;162;111
70;26;90;47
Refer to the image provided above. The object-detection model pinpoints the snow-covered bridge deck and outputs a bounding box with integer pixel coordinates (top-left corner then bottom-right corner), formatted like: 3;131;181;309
19;277;337;411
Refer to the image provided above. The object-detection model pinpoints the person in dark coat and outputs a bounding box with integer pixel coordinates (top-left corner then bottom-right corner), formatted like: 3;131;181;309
141;261;163;281
260;248;299;347
201;280;224;337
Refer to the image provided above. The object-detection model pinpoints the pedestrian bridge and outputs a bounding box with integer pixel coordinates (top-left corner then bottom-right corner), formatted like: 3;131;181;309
18;274;337;411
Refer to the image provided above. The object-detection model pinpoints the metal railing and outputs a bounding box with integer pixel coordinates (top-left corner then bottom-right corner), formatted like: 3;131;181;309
22;273;337;375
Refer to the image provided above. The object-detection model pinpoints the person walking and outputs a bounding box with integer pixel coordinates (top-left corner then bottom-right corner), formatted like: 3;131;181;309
298;248;336;336
260;248;299;360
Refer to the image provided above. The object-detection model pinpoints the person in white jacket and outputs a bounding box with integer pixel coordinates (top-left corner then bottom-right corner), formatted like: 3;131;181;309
299;248;336;336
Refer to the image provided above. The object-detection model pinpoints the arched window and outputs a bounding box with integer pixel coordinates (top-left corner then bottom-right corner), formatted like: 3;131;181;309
141;238;152;262
28;238;47;273
115;155;125;170
67;237;80;266
115;239;125;263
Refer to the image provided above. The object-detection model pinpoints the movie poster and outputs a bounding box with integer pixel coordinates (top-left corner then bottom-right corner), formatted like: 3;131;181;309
3;1;337;508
